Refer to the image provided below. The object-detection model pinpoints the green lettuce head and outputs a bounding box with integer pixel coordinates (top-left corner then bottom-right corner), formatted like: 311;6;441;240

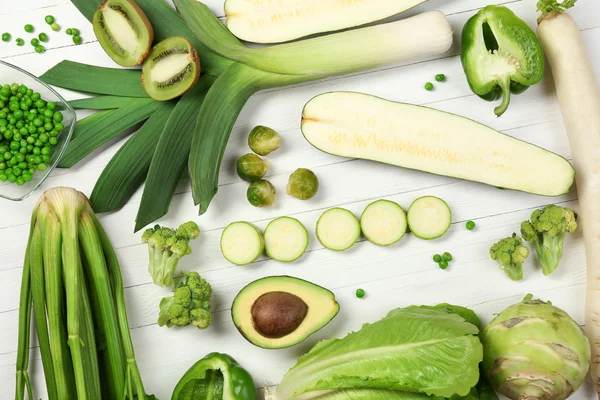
481;294;590;400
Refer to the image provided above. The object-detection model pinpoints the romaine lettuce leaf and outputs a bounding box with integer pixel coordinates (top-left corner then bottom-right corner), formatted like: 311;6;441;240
277;306;483;400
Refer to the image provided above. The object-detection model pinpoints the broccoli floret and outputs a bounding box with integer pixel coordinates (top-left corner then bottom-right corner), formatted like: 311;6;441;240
490;233;530;281
158;272;212;330
141;221;200;287
520;205;577;276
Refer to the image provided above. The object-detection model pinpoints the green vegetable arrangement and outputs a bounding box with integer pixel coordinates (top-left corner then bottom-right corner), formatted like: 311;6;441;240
41;0;452;231
172;353;256;400
481;295;590;400
275;305;483;399
15;187;153;400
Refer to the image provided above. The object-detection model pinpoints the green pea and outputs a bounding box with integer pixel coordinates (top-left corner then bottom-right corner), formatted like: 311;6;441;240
30;38;39;46
71;28;80;36
439;260;449;270
48;137;57;145
24;25;34;33
72;35;82;45
16;38;24;46
37;163;47;171
356;288;366;299
2;33;11;42
442;252;453;262
8;174;16;183
0;174;6;182
433;254;442;263
65;28;73;35
15;177;24;186
45;15;55;25
38;33;48;43
51;23;60;32
31;92;41;102
35;45;45;54
53;112;63;122
466;221;476;231
435;74;446;82
425;82;434;91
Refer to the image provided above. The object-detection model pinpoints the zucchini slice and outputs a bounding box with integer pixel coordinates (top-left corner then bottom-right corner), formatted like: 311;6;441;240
316;208;361;251
225;0;426;44
360;200;407;246
301;92;574;197
407;196;452;240
220;222;265;265
264;217;309;262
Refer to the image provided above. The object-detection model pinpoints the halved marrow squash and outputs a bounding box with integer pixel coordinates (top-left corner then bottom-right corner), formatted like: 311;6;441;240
301;92;574;196
225;0;426;44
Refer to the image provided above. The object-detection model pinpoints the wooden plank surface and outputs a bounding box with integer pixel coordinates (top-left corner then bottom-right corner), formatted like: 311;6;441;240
0;0;598;399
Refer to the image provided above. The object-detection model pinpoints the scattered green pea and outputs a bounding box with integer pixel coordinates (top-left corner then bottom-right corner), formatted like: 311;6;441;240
45;15;55;25
439;260;449;270
51;23;60;32
65;28;73;35
433;254;442;263
38;33;48;43
30;38;39;46
16;38;24;47
24;24;34;33
35;45;45;54
435;74;446;82
425;82;434;91
71;28;80;36
73;35;82;45
356;288;366;299
466;220;476;231
442;252;453;262
2;33;10;42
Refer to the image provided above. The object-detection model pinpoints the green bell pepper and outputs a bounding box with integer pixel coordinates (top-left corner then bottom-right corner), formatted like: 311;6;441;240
172;353;257;400
461;5;545;116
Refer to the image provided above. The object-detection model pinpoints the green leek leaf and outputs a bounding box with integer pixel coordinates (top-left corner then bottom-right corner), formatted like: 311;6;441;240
135;75;214;231
70;96;147;110
189;62;303;213
91;101;176;214
277;307;482;399
41;61;148;97
59;99;160;168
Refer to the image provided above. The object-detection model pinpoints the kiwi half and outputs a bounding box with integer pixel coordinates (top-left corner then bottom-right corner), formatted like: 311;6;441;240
141;36;201;101
93;0;154;67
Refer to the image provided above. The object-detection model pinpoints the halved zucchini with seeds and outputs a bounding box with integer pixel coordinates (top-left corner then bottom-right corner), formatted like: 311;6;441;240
142;36;201;101
93;0;154;67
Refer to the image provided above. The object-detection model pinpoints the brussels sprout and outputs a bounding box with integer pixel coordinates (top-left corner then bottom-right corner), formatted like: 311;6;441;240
248;125;280;156
247;179;276;207
287;168;319;200
237;153;269;182
481;294;590;400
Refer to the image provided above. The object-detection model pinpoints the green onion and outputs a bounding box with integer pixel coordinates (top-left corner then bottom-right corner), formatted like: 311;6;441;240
69;95;146;110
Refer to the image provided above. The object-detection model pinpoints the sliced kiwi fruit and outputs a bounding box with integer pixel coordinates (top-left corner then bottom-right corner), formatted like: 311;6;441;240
142;36;201;101
93;0;154;67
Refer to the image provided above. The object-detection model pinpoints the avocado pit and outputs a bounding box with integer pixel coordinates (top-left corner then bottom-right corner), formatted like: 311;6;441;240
251;291;308;338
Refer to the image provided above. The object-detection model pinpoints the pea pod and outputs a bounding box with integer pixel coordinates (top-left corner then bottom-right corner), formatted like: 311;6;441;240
461;5;544;116
172;353;256;400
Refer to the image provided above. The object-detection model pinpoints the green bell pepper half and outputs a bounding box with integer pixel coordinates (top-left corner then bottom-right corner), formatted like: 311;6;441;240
171;352;257;400
461;5;544;116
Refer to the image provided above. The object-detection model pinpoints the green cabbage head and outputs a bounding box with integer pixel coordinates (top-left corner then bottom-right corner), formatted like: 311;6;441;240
481;294;590;400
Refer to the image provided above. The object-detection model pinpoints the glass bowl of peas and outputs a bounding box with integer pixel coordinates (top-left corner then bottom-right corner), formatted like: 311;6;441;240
0;60;76;201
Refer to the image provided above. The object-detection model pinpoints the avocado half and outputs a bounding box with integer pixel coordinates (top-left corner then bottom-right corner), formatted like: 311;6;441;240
232;276;340;349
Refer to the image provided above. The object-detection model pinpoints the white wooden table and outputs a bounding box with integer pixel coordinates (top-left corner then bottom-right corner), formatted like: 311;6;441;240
1;0;599;399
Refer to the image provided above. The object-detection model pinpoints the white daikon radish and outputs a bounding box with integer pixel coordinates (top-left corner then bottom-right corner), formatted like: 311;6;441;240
537;1;600;394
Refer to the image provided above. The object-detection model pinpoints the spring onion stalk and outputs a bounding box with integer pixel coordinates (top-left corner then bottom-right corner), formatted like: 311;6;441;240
173;0;453;212
15;187;153;400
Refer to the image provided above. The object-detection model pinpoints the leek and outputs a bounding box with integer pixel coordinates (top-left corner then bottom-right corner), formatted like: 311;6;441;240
15;187;154;400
